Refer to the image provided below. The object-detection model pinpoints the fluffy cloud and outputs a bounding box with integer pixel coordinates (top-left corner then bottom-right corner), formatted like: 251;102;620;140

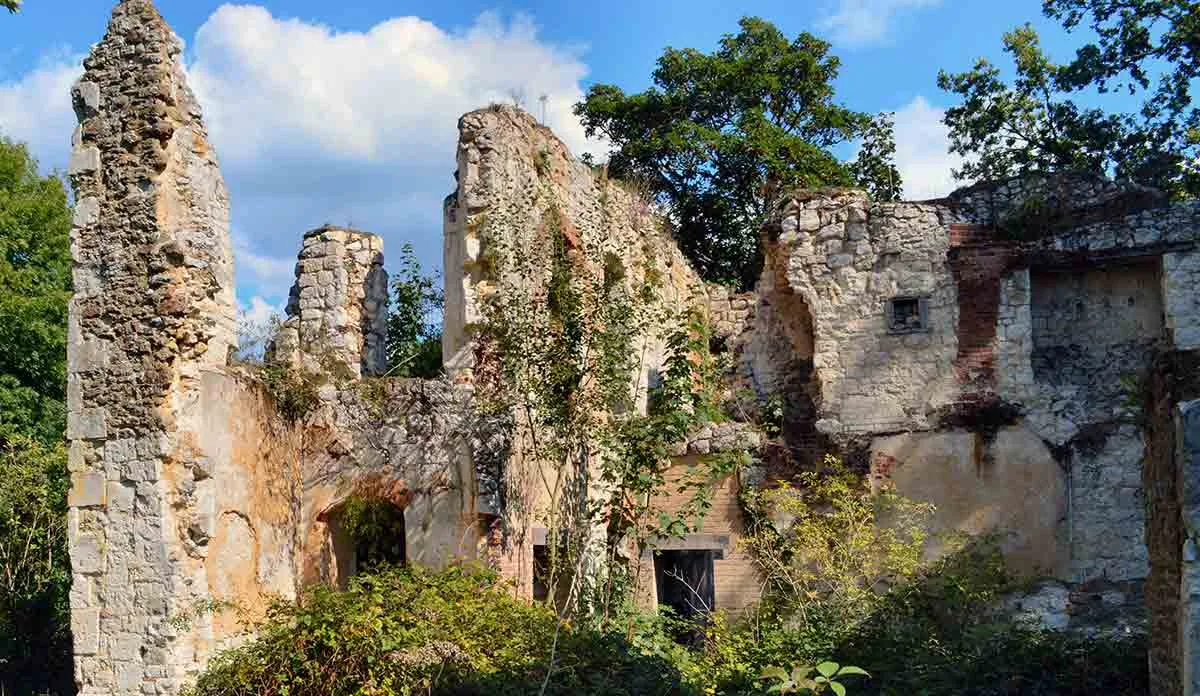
0;5;599;305
891;96;963;200
0;53;81;169
821;0;941;46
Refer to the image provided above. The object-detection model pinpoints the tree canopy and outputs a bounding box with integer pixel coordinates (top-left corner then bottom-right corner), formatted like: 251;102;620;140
939;0;1199;196
385;243;443;378
574;17;901;289
0;137;71;445
0;136;72;695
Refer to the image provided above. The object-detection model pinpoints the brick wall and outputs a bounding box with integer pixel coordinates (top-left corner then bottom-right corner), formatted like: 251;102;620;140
643;459;761;613
947;224;1018;396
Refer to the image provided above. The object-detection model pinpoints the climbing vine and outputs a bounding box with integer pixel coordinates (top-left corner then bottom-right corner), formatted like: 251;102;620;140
473;173;748;627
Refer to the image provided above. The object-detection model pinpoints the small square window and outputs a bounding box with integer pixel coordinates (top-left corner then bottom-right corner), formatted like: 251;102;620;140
887;297;929;334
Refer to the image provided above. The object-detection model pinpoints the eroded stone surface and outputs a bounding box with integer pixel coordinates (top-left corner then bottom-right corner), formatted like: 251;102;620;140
66;4;1200;693
270;225;388;379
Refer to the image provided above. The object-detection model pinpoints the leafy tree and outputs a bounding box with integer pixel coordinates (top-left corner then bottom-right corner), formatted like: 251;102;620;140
939;1;1199;196
575;17;899;289
0;437;71;696
386;243;443;378
0;136;72;694
850;113;903;202
1;1;19;14
0;136;71;445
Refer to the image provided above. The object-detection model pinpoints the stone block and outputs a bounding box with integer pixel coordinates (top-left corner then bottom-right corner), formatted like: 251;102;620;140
795;209;820;232
69;472;106;508
72;607;101;655
72;80;101;116
69;146;101;176
110;632;142;661
107;481;135;514
73;196;101;228
67;407;107;440
69;338;108;373
72;534;103;575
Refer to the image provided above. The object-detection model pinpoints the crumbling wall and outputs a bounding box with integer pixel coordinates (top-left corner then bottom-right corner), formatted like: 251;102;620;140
270;225;388;379
442;105;707;597
760;174;1199;589
65;2;302;692
869;428;1067;576
762;191;960;436
299;378;480;586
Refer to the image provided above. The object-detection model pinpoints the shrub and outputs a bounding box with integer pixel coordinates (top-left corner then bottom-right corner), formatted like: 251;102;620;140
678;543;1147;696
0;436;72;696
261;363;321;422
187;564;690;696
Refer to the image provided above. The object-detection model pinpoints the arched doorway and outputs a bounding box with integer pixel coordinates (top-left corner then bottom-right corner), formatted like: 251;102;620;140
324;495;407;587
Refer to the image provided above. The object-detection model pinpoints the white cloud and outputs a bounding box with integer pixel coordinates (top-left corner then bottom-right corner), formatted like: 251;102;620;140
891;96;963;200
0;5;601;304
821;0;941;46
0;53;81;170
233;231;295;298
240;294;283;326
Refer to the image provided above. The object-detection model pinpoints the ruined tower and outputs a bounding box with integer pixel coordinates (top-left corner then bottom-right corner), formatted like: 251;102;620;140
269;225;389;380
66;1;243;692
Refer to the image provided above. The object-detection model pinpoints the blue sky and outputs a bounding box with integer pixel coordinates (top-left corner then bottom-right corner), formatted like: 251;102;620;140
0;0;1100;322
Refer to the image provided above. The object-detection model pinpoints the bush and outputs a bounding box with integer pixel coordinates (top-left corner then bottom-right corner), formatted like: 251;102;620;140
0;436;72;696
677;544;1147;696
187;564;690;696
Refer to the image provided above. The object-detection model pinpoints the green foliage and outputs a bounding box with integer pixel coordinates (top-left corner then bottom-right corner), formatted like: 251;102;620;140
0;436;72;696
1;1;20;14
849;113;902;203
740;455;935;621
386;243;443;378
262;363;322;422
939;1;1200;196
575;17;898;289
186;564;689;696
0;136;71;445
661;542;1146;696
0;135;72;695
761;662;868;695
338;494;408;572
606;308;742;545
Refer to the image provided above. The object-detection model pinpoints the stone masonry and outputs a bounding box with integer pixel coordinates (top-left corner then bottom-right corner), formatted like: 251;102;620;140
269;225;388;380
66;2;1200;694
66;1;241;692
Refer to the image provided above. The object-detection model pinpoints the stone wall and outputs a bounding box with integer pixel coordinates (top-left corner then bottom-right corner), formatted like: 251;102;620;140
759;174;1200;588
299;378;480;586
65;2;274;692
761;191;960;436
66;3;1200;693
442;105;708;597
270;225;388;379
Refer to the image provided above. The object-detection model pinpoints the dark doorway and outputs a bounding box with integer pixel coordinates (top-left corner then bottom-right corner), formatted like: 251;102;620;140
340;495;406;575
654;550;715;619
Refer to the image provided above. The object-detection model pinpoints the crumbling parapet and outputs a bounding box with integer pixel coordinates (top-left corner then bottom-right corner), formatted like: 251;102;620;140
271;225;388;380
66;1;241;692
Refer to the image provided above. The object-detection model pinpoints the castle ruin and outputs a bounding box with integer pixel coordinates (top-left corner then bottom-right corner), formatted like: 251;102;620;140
65;2;1200;695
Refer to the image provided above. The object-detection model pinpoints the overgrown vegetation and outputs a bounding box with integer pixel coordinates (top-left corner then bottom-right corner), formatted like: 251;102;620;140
0;136;73;695
386;243;443;378
261;362;322;422
338;494;408;572
186;564;689;696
